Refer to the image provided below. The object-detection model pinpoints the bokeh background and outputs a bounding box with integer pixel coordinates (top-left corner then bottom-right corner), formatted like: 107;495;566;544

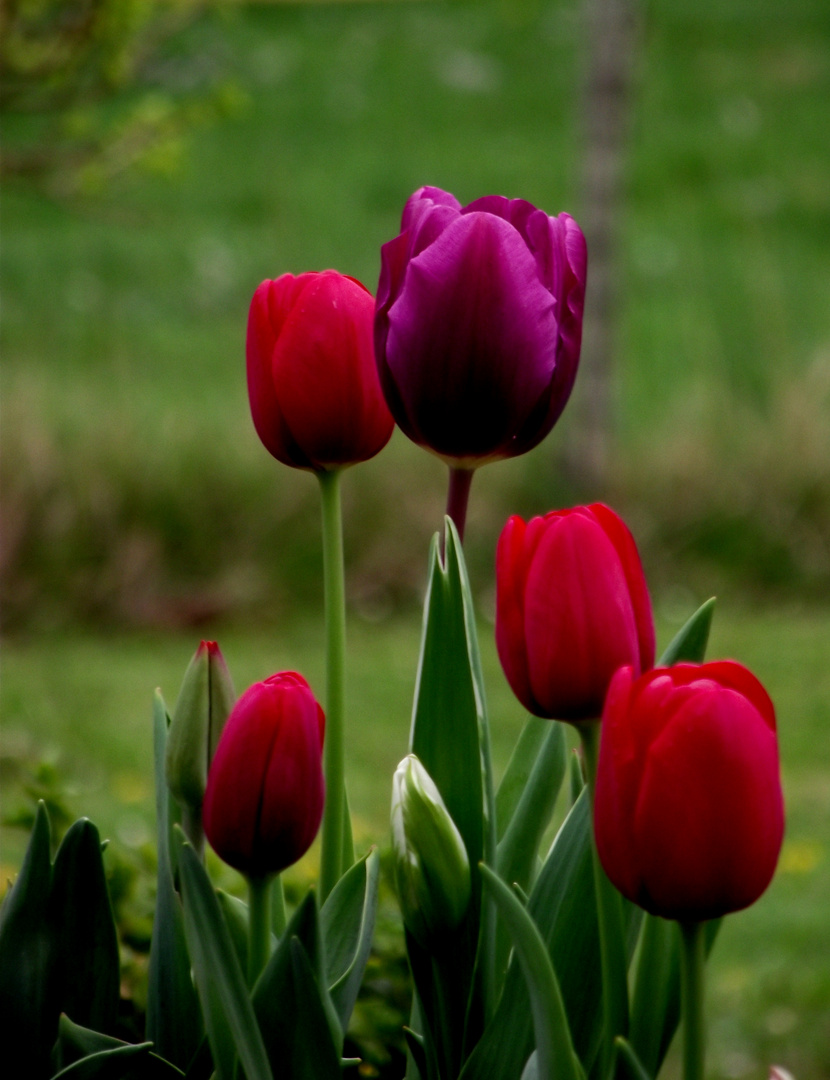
1;0;829;1076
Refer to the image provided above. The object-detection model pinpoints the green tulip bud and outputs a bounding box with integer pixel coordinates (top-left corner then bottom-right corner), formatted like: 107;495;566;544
165;641;235;832
390;754;471;947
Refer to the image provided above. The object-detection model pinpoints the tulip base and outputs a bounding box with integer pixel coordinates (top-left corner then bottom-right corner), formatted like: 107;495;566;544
679;920;706;1080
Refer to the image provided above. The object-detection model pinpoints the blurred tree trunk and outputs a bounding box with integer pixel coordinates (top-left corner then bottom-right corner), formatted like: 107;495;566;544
566;0;639;491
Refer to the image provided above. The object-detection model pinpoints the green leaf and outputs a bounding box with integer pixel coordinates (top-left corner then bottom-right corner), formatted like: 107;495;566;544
54;1014;125;1071
50;818;120;1036
409;519;497;1041
52;1016;186;1078
251;927;341;1079
342;785;355;874
495;718;551;840
480;865;582;1080
147;692;203;1070
215;889;250;975
321;848;380;1029
176;833;273;1080
0;801;55;1073
628;917;721;1078
404;1028;429;1079
495;722;566;977
657;598;715;666
462;791;640;1080
614;1037;653;1080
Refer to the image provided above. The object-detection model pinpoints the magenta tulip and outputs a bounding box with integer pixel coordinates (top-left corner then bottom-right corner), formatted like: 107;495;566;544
247;270;394;471
374;186;587;466
594;662;785;921
496;504;655;722
203;671;325;878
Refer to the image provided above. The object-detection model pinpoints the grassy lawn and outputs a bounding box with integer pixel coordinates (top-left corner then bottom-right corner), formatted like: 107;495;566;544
2;603;829;1077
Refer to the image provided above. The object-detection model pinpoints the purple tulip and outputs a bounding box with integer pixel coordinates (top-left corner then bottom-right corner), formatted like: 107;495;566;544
374;186;587;467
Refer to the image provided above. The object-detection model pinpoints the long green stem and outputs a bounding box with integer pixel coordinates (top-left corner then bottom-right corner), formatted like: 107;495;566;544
247;875;272;987
580;721;629;1079
318;467;347;902
271;873;286;938
679;921;706;1080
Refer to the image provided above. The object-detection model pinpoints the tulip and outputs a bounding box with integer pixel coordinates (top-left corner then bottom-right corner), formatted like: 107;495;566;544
594;662;785;921
495;503;655;722
391;755;471;948
247;270;394;471
203;671;325;879
165;641;235;854
374;186;587;470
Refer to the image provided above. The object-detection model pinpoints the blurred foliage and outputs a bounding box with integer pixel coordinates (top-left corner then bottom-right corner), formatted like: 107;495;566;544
0;0;245;194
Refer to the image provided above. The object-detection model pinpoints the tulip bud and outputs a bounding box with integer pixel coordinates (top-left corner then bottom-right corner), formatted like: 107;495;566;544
165;641;235;818
374;186;587;466
203;672;325;879
391;755;471;947
496;504;655;722
594;662;785;921
247;270;394;471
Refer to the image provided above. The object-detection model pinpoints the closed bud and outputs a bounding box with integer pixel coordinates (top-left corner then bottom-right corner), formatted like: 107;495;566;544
391;755;470;947
165;641;236;817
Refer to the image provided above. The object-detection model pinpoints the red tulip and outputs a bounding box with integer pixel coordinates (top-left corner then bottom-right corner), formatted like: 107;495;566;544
594;662;785;921
203;672;325;878
247;271;394;471
495;504;655;721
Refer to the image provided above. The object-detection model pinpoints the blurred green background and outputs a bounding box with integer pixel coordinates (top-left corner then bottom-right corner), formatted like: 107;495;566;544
1;0;829;1076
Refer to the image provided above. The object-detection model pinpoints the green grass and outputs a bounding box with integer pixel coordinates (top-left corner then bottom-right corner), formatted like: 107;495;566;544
2;605;829;1077
2;0;829;628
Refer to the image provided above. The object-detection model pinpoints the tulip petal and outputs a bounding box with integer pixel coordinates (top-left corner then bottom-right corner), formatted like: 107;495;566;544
385;212;558;459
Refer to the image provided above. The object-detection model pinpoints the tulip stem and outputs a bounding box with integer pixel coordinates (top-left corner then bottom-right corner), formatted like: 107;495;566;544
318;467;348;902
680;920;706;1080
272;873;286;937
445;467;474;543
247;874;272;987
579;722;629;1078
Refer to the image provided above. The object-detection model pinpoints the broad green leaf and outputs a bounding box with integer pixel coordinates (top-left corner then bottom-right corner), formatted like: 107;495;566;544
176;833;273;1080
321;848;380;1029
495;721;566;977
614;1037;652;1080
0;801;54;1073
461;792;641;1080
480;865;582;1080
51;1043;184;1079
147;692;203;1071
50;818;120;1036
409;519;496;1040
54;1014;125;1071
657;598;715;667
495;718;553;840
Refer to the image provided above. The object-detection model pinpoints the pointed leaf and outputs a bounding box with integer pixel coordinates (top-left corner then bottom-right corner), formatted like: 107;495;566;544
50;818;120;1035
480;865;582;1080
614;1037;653;1080
658;598;715;667
51;1043;184;1079
176;834;273;1080
321;848;380;1028
54;1014;126;1071
0;801;55;1073
147;692;203;1069
496;718;554;840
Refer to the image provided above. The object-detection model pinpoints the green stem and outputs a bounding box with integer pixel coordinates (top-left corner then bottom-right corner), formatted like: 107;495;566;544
580;721;629;1079
318;468;347;902
247;874;272;987
679;921;706;1080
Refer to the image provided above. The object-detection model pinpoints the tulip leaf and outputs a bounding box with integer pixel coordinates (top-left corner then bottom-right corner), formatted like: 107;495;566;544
49;817;120;1037
176;831;273;1080
409;519;496;1039
495;717;558;840
54;1014;126;1070
658;598;715;667
628;916;721;1078
614;1037;653;1080
321;848;380;1029
495;722;566;978
147;692;203;1071
51;1043;185;1079
461;791;641;1080
0;801;55;1074
404;1027;430;1080
480;864;582;1080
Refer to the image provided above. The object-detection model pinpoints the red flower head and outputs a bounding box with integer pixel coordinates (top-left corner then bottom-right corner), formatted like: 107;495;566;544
203;671;325;878
594;662;785;921
496;504;655;721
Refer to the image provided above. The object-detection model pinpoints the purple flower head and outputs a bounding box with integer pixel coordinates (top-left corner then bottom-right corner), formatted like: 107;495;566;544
374;186;587;466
